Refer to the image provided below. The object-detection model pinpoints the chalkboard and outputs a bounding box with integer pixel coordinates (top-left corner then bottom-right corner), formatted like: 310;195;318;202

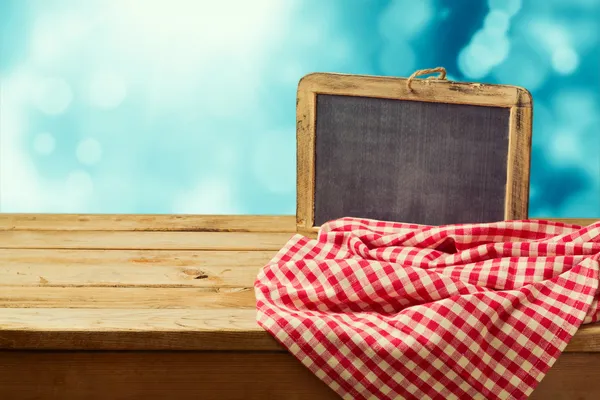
296;73;532;234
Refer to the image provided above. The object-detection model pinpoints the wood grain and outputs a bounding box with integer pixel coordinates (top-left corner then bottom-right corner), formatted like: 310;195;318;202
0;351;598;400
0;214;598;355
296;82;317;234
506;106;532;220
298;72;532;107
0;330;282;352
0;231;294;250
0;249;270;287
0;351;339;400
0;287;256;309
531;353;600;399
0;308;261;332
0;308;285;351
2;308;600;352
0;214;297;232
565;323;600;352
1;214;599;400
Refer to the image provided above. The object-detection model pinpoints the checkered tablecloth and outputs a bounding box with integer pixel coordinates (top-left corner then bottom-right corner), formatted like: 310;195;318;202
255;218;600;400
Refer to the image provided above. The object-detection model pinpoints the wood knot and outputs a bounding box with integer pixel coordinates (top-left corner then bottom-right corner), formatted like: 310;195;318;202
183;269;209;279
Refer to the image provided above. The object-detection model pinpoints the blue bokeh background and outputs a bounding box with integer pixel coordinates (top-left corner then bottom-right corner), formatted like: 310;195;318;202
0;0;598;217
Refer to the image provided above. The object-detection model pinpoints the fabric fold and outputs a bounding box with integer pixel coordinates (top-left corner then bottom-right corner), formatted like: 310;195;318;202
255;218;600;399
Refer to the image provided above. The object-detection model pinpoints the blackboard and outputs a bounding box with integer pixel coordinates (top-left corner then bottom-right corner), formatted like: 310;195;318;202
296;73;532;234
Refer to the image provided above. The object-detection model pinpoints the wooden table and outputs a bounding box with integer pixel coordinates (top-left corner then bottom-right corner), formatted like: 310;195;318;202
0;215;599;399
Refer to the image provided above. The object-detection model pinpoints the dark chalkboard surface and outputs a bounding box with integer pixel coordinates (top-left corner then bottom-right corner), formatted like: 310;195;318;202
296;73;532;234
313;95;510;226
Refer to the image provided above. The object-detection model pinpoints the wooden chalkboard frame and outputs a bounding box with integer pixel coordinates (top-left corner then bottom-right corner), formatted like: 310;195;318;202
296;72;533;234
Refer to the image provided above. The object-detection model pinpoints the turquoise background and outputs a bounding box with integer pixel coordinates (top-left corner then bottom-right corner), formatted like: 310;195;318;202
1;0;599;217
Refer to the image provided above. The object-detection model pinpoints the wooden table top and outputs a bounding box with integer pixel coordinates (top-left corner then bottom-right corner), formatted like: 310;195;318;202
1;214;599;353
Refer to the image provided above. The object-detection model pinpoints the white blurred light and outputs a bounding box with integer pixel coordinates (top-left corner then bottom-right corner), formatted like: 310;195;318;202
458;44;494;79
76;138;103;166
379;41;417;76
172;178;241;214
458;27;511;80
1;70;39;106
33;132;56;155
379;0;434;40
34;77;73;115
103;0;288;108
0;73;88;212
551;47;579;75
1;81;33;210
483;10;511;36
567;20;600;52
114;0;287;58
89;72;127;109
66;170;95;196
472;30;511;65
29;12;89;65
492;44;549;91
549;130;580;163
252;131;295;194
487;0;522;17
526;20;572;57
30;18;61;63
196;68;261;117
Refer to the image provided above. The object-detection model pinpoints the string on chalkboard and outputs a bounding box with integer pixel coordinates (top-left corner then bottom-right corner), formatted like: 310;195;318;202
407;67;447;92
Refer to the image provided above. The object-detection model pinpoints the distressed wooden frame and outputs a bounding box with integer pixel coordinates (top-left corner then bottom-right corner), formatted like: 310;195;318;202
296;72;535;235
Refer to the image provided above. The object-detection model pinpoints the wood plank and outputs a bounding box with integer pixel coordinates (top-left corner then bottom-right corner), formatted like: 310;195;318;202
0;308;262;332
545;218;599;226
0;249;270;287
0;351;339;400
0;231;294;250
0;214;297;232
565;323;600;352
0;214;595;235
0;329;281;351
531;353;600;399
2;307;600;352
0;350;598;400
0;308;281;351
0;287;256;309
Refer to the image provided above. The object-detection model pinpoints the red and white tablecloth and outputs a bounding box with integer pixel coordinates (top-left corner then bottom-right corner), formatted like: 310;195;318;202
255;218;600;399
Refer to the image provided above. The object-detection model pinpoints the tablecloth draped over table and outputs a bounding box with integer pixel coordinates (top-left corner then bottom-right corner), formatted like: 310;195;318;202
255;218;600;400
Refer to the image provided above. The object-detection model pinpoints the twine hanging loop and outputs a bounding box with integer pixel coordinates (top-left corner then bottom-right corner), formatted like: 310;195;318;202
406;67;447;91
